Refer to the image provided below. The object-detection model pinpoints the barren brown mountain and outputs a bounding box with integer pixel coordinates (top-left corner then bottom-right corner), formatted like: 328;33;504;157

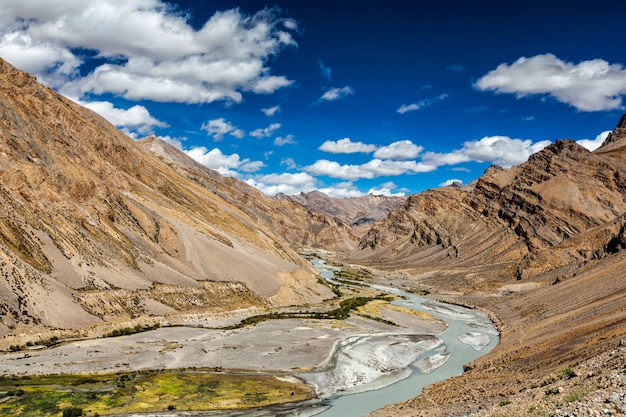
138;136;365;253
277;190;406;239
0;58;334;341
357;115;626;416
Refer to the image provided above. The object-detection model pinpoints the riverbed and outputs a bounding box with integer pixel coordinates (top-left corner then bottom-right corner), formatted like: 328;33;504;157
0;259;497;417
291;259;499;417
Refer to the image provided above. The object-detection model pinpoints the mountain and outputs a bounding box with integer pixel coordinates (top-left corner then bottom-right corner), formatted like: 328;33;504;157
276;190;406;238
137;136;364;253
2;55;626;417
0;58;333;337
353;124;626;285
365;115;626;416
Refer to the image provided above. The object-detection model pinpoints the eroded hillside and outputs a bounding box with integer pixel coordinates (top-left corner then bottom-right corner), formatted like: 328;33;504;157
138;136;364;253
354;118;626;288
0;59;333;338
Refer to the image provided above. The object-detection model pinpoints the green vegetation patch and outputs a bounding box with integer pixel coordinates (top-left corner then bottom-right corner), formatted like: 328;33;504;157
0;370;314;416
223;295;389;330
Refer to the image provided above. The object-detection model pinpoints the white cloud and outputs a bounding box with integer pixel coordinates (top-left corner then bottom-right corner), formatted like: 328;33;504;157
246;172;317;196
577;130;611;151
317;185;365;198
422;135;552;169
81;100;167;135
250;122;281;139
367;182;406;197
185;147;263;176
319;86;354;102
157;135;185;150
261;105;281;116
318;138;377;154
201;118;245;141
305;159;435;180
0;1;297;104
0;32;81;87
474;54;626;111
373;140;423;160
397;93;449;114
274;135;296;146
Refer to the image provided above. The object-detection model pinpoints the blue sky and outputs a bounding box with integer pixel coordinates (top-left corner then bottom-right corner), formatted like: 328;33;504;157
1;1;625;197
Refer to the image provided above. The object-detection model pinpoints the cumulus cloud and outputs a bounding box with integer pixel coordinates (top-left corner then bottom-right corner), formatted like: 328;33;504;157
305;159;435;180
250;122;281;139
157;135;185;150
185;147;263;176
439;179;463;187
281;157;297;169
81;100;167;136
577;130;611;151
474;53;626;111
367;181;406;197
201;118;245;141
397;93;449;114
319;86;354;102
319;138;377;154
373;140;423;160
0;32;81;87
246;172;317;196
261;105;281;116
317;184;365;198
422;135;552;168
0;1;297;103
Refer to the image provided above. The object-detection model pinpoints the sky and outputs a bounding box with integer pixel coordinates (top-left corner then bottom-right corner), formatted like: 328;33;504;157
0;0;625;198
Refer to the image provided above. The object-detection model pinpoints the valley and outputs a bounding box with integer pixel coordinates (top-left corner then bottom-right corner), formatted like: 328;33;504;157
0;256;497;417
0;56;625;417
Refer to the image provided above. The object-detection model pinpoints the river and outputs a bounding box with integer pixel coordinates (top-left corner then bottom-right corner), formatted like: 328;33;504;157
103;259;498;417
293;259;499;417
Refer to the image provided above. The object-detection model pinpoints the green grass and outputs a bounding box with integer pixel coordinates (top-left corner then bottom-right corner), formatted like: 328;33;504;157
565;391;584;403
0;370;314;416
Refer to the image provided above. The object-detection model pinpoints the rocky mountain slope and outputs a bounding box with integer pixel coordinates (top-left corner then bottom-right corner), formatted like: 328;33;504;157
138;136;363;253
366;115;626;417
354;116;626;286
0;58;333;338
276;190;405;238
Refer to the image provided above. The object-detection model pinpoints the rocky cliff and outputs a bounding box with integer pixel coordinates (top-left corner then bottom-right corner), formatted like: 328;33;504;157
0;59;333;336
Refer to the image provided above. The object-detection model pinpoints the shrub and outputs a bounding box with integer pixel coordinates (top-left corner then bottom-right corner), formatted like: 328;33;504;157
62;407;83;417
558;367;576;380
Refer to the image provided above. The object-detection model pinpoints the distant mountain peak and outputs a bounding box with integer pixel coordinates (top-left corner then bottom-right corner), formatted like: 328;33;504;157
601;113;626;147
